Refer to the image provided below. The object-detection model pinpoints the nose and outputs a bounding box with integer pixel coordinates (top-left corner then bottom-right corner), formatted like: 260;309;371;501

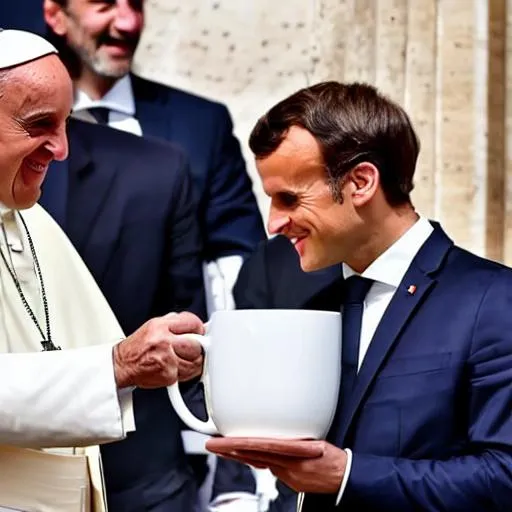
114;0;143;35
48;124;69;161
267;207;291;235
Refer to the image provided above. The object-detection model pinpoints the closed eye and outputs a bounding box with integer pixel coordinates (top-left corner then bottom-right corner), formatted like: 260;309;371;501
275;192;299;208
16;110;57;132
23;116;58;136
31;118;55;129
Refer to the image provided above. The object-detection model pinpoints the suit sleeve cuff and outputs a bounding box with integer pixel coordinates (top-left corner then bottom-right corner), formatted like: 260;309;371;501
335;448;353;506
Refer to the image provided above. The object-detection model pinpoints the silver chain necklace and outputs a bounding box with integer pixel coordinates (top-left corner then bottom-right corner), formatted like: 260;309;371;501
0;211;60;351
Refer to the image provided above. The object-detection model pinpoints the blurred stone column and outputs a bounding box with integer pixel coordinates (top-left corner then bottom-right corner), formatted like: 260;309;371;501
505;0;512;264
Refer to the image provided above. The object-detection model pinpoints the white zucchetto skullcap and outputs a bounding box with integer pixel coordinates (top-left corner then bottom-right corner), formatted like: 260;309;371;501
0;29;58;70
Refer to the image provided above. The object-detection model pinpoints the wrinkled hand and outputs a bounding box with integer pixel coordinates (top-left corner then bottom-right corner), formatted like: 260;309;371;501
113;312;204;388
206;437;347;494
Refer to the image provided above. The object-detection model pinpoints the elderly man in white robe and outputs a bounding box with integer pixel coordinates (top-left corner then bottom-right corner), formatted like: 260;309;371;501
0;28;204;511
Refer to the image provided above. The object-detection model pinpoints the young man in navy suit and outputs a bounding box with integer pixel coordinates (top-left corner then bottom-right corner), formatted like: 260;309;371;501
208;82;512;511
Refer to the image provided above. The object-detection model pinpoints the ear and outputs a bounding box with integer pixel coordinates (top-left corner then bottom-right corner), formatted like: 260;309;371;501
44;0;68;37
347;162;379;207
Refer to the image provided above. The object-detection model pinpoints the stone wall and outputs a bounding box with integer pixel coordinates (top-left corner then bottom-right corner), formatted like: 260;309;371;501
134;0;509;263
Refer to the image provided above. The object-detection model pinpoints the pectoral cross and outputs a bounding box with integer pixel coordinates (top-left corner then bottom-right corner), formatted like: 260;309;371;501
41;340;61;351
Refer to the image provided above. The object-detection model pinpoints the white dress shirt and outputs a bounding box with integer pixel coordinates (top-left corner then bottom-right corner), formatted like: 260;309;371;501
74;75;142;136
333;216;433;506
73;76;243;317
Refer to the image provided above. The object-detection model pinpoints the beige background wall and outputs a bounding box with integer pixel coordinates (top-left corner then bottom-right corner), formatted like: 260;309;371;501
134;0;509;263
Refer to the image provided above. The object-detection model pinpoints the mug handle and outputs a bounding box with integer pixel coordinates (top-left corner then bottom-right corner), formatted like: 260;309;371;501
167;333;219;435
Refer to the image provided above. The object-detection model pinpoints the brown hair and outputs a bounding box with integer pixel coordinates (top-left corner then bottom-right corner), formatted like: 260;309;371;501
249;81;420;206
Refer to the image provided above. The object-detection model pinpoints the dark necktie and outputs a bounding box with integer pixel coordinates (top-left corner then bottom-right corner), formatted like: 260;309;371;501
327;275;373;445
88;106;110;125
341;275;373;395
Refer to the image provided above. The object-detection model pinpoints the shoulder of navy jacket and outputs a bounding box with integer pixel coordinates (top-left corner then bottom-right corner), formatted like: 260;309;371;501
416;222;453;276
130;72;168;103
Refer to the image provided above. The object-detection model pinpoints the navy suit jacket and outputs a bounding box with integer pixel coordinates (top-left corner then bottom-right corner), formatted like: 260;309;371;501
0;2;46;33
42;118;206;331
234;229;512;511
40;119;209;510
131;74;266;261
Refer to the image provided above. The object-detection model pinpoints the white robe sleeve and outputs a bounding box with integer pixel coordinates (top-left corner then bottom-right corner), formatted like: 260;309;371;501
0;343;133;448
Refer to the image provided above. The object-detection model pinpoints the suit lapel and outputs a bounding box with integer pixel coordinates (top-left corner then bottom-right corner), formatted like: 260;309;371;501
131;74;170;139
335;225;454;445
65;124;119;252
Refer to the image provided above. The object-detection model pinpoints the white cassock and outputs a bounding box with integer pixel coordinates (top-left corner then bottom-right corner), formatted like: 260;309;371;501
0;29;133;511
0;203;134;445
0;203;134;511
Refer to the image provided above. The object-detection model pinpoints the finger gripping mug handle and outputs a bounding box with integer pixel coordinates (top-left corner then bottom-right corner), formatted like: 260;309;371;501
167;333;219;435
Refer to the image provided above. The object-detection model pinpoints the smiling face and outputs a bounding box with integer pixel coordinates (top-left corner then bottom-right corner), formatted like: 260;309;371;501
258;126;365;272
45;0;144;80
0;55;72;209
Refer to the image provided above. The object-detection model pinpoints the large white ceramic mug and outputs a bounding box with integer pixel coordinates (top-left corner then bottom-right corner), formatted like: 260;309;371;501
167;309;341;438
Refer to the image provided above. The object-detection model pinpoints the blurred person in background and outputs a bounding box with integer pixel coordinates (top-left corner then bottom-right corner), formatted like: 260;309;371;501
42;0;266;315
42;118;206;341
39;117;215;510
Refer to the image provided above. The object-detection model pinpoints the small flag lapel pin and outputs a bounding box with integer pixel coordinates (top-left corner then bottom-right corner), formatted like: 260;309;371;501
407;285;417;295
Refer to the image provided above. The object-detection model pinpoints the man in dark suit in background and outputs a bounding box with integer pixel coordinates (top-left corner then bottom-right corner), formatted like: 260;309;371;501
208;81;512;511
40;118;210;510
42;0;266;314
42;118;206;332
40;118;257;510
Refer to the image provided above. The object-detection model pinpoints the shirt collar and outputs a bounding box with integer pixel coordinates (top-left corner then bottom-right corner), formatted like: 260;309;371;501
343;216;434;288
0;202;11;218
73;75;135;116
0;203;23;252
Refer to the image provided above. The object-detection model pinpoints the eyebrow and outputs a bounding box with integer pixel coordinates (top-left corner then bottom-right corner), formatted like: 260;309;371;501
264;187;298;198
275;189;299;196
18;109;58;124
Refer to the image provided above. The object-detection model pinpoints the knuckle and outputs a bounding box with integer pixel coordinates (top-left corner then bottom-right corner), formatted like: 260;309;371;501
145;318;159;330
146;331;170;348
146;317;164;333
145;336;161;348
